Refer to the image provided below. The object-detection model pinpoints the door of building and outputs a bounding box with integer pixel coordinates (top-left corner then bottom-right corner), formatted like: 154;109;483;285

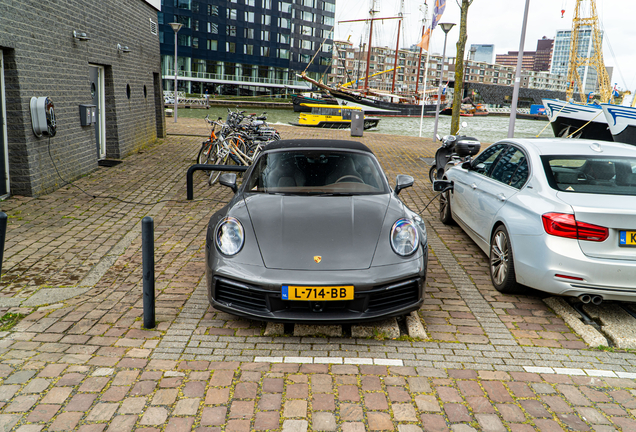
89;65;106;159
0;50;9;197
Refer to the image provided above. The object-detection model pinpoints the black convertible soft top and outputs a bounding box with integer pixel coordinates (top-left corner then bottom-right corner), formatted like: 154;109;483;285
262;139;373;153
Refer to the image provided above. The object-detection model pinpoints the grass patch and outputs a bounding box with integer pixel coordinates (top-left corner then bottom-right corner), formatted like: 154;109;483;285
0;313;25;331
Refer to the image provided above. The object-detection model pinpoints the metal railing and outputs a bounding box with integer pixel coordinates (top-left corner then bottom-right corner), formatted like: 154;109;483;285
163;70;310;88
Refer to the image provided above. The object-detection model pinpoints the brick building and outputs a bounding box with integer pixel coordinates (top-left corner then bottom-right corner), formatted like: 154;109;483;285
495;37;554;72
0;0;164;197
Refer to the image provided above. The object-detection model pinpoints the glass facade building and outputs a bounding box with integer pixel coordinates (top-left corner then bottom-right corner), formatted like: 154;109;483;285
158;0;335;95
551;27;602;96
470;44;494;64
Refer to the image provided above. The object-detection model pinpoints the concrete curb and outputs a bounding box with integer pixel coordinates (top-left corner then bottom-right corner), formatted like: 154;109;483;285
543;297;607;348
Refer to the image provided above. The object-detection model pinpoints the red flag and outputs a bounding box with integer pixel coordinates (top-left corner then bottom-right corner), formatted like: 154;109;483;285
417;28;431;50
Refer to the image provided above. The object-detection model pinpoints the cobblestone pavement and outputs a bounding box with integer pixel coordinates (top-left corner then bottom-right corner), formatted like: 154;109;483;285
0;119;635;430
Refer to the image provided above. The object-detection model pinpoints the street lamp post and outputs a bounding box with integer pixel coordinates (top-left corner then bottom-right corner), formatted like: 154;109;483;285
433;22;455;141
507;0;531;138
168;22;183;123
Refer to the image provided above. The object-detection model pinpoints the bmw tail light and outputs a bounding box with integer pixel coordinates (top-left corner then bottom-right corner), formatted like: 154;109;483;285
542;213;609;242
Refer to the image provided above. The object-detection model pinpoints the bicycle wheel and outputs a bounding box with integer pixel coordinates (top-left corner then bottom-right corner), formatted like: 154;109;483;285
197;140;218;173
208;151;229;186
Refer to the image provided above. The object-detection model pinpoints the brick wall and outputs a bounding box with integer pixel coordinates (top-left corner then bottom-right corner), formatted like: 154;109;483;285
0;0;164;196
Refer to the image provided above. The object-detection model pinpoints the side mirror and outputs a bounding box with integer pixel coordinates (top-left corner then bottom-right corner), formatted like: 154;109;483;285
462;161;472;170
394;174;414;195
436;134;442;141
219;173;238;193
433;180;454;192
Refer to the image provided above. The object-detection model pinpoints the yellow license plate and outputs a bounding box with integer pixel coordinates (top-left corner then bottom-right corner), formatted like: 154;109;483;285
620;231;636;247
282;285;354;301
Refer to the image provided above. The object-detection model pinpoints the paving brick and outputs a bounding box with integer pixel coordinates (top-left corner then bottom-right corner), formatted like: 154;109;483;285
119;397;147;414
365;392;389;410
49;412;83;431
26;404;60;422
392;403;418;421
254;411;279;431
420;414;450;432
229;400;255;419
340;403;364;421
201;407;227;426
338;385;360;402
444;403;471;422
284;400;307;418
368;412;393;431
205;388;230;405
415;394;442;412
87;403;118;421
165;417;196;432
140;407;169;425
258;393;282;411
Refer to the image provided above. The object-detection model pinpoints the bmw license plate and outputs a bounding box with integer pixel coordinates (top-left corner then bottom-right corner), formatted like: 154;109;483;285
619;231;636;247
282;285;354;301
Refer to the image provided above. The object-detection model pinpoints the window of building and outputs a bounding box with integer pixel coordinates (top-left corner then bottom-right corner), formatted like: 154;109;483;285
278;17;290;28
278;33;290;44
323;15;335;25
322;43;332;53
261;47;270;56
192;37;199;49
207;40;218;51
244;45;254;55
245;11;255;22
322;29;333;39
192;2;199;12
193;20;199;31
244;28;254;39
226;25;236;36
303;0;315;7
262;0;271;8
245;0;255;5
158;12;164;24
302;11;314;22
261;30;270;41
177;0;190;9
178;34;191;46
279;1;292;13
261;15;271;25
176;15;191;28
227;42;236;53
301;40;313;50
299;54;311;63
278;48;290;59
208;22;219;34
227;8;237;20
323;1;335;12
208;5;219;15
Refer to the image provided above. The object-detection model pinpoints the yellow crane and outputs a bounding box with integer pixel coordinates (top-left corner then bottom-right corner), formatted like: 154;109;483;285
565;0;611;103
340;66;402;88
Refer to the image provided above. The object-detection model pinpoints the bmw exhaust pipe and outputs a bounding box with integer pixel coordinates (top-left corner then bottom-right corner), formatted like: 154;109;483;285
591;295;603;306
579;294;591;304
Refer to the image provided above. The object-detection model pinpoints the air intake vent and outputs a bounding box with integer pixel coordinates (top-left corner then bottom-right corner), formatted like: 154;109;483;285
150;18;158;35
367;280;419;312
215;279;268;311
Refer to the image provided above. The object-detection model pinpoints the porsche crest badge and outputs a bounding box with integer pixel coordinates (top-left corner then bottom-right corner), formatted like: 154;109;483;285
314;256;322;263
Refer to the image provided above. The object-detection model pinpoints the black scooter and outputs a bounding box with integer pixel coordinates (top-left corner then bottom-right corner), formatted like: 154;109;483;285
429;121;481;183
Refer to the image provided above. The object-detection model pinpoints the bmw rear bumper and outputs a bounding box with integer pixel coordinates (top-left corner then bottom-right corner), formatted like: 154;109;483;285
513;234;636;302
206;250;427;324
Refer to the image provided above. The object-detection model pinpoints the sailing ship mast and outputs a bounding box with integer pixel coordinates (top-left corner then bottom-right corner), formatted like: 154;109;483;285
339;0;400;95
391;1;404;94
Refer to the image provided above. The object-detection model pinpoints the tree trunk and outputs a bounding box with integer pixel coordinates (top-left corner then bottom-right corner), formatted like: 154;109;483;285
451;0;471;135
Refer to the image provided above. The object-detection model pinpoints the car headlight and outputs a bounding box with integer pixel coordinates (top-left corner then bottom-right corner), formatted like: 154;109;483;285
215;217;244;256
390;218;419;256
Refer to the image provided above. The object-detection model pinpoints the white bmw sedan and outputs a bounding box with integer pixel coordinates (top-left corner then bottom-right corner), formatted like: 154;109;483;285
439;138;636;303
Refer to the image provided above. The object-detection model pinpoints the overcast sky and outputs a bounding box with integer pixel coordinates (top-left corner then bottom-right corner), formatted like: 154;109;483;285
334;0;636;91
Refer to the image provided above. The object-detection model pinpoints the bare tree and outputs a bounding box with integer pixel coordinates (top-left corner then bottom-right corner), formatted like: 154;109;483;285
450;0;473;135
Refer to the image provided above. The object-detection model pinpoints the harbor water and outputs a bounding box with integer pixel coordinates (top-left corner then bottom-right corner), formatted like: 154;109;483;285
173;106;552;144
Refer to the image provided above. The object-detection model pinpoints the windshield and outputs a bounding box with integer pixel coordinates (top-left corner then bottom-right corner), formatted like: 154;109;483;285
542;155;636;195
245;149;389;195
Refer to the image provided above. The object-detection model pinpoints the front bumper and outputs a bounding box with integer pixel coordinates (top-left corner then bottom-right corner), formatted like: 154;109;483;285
206;250;427;324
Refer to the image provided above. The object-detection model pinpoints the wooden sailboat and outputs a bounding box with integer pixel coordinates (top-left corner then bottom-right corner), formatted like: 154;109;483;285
299;2;443;117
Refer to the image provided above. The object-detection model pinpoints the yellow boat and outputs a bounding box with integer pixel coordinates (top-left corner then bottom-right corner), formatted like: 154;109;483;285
290;104;380;130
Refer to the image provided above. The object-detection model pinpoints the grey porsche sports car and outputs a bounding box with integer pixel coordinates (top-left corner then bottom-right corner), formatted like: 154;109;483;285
205;139;427;323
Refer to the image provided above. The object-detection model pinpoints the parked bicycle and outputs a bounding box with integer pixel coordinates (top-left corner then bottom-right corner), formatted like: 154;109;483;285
197;109;281;185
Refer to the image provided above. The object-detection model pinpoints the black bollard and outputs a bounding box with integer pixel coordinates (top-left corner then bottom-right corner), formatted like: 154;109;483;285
0;212;6;279
142;216;155;329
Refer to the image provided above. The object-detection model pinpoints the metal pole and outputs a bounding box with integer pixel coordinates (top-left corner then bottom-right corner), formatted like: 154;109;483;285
432;31;450;141
174;31;178;123
142;216;155;329
0;212;7;279
507;0;531;138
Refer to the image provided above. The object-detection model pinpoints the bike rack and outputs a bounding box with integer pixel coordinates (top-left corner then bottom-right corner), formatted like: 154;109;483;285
187;164;248;200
